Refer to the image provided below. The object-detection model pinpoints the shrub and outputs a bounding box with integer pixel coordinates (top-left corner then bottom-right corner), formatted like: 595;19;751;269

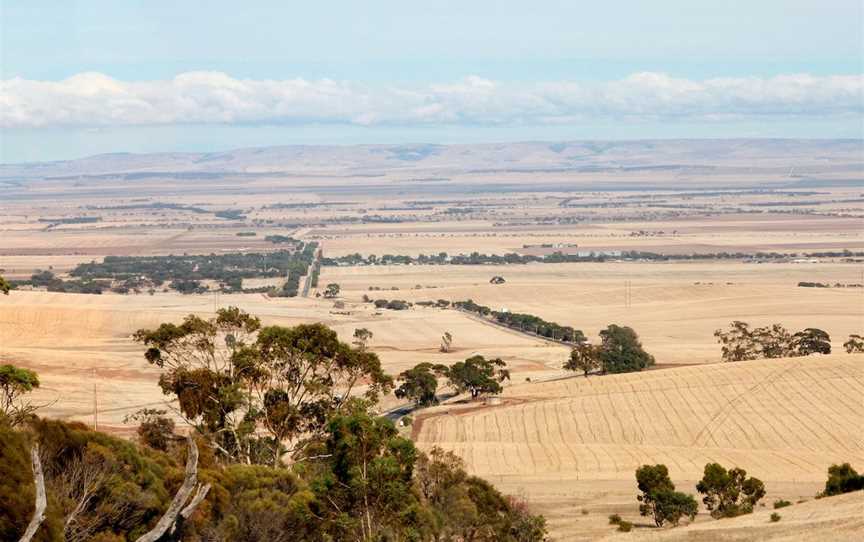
770;512;781;522
773;499;791;509
608;513;622;525
617;521;633;532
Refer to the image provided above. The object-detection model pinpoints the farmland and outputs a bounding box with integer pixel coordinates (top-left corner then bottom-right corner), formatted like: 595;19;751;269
1;141;863;540
414;354;864;538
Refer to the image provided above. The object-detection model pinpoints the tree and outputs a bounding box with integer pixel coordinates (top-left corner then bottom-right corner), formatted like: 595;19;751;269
445;355;510;399
791;328;831;356
821;463;864;496
353;328;374;351
752;324;794;358
715;321;759;362
314;408;422;542
635;464;697;527
843;334;864;353
599;325;655;374
134;307;393;466
395;363;448;407
440;331;453;353
696;463;765;518
0;365;41;427
249;322;392;466
564;342;601;377
0;275;9;295
134;307;263;463
323;283;340;298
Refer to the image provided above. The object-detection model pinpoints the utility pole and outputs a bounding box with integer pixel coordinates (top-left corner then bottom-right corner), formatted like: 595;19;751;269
92;369;98;431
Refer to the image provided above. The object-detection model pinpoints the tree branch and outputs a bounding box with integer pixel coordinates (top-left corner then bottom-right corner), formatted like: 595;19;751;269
19;444;47;542
134;435;203;542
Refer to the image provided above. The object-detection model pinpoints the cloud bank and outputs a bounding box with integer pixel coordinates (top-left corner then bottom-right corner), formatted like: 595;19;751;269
1;72;861;128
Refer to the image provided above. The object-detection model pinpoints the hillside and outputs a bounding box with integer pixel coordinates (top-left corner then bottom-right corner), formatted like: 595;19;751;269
608;490;864;541
414;354;864;538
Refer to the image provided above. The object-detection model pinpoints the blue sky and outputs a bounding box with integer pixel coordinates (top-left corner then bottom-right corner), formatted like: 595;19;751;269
1;1;862;162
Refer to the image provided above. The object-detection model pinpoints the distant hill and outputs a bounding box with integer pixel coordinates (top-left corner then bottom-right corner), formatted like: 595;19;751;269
2;139;862;181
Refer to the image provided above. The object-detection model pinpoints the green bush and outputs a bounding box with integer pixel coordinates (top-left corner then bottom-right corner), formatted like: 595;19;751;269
617;520;633;532
770;512;781;522
773;499;791;509
608;513;622;525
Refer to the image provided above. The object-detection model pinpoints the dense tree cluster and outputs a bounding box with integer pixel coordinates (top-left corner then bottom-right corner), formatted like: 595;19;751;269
13;270;110;295
714;321;832;361
0;287;545;539
63;243;319;297
1;411;546;542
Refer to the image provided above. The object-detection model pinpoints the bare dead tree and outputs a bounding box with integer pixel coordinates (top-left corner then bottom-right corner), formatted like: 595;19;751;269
135;435;210;542
20;444;47;542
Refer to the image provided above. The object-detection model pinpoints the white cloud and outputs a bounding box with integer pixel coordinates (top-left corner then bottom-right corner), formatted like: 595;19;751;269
1;71;861;128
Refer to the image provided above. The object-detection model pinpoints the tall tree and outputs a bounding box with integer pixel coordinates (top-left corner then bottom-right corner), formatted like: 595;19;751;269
445;355;510;399
253;322;392;465
599;325;655;373
696;463;765;518
564;342;601;377
134;307;392;465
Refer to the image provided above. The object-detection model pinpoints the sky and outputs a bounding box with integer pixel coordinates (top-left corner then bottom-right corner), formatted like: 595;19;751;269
1;0;863;162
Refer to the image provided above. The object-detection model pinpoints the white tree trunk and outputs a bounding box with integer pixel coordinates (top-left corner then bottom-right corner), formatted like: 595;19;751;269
20;445;47;542
135;435;208;542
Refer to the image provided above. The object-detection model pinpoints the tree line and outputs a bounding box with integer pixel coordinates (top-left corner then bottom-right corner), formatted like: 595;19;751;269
7;243;319;297
714;321;864;360
454;299;585;343
624;460;864;531
321;249;864;267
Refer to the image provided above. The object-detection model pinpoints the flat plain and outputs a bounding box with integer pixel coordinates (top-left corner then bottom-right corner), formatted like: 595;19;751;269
1;141;862;540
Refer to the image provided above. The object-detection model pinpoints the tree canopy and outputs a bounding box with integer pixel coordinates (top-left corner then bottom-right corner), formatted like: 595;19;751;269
134;307;392;466
564;342;601;377
0;364;41;427
395;363;448;407
445;355;510;399
635;464;698;527
599;325;655;374
696;463;765;518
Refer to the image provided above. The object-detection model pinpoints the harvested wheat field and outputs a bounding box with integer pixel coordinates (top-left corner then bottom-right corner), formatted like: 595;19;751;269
0;290;567;432
414;354;864;539
323;260;864;365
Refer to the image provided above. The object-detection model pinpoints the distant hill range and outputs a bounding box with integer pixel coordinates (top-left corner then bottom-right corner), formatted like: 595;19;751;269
1;139;860;178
